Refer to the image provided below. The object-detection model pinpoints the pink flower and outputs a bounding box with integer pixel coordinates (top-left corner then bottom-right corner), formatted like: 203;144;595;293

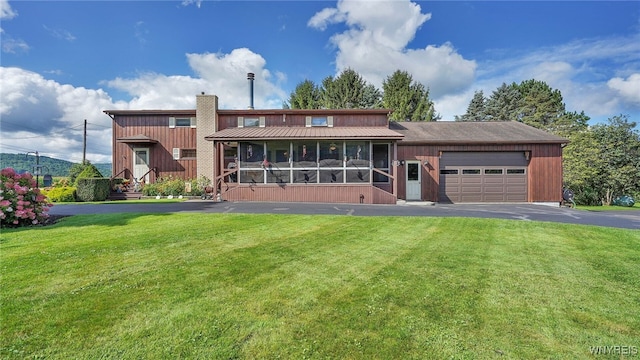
1;168;16;177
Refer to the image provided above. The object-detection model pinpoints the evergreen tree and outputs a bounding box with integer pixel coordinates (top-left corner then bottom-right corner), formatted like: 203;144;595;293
551;111;589;138
287;80;321;109
455;90;488;121
485;82;521;121
320;69;368;109
517;79;565;129
382;70;438;121
361;84;383;109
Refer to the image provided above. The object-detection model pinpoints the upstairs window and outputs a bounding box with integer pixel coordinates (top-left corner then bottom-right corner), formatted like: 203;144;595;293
237;116;265;128
305;116;333;127
312;117;327;126
244;118;260;127
169;117;196;128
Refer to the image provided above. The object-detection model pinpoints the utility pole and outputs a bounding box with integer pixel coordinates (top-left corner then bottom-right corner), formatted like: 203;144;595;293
83;119;87;164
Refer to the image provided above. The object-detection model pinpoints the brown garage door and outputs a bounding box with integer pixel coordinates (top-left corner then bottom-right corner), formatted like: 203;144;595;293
439;152;528;203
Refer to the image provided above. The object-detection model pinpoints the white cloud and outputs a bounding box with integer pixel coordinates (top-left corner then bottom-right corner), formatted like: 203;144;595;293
0;67;118;163
106;72;207;109
1;48;287;162
1;0;28;54
134;21;148;45
181;0;202;8
186;48;287;109
0;0;16;19
1;36;29;54
43;25;76;42
309;0;476;99
439;35;640;122
307;7;344;31
608;73;640;105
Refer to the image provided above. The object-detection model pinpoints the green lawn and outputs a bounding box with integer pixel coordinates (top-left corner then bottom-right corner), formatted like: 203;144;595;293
1;214;638;359
577;203;640;211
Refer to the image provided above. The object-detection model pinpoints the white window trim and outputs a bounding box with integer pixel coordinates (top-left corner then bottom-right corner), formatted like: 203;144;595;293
169;117;196;128
172;148;180;160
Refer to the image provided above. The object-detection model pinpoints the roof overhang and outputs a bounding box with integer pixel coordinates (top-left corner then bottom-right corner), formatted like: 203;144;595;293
104;109;196;116
206;127;404;141
116;134;159;144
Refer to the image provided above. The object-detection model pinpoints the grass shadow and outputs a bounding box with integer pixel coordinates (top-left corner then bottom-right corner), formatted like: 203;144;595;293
1;212;173;237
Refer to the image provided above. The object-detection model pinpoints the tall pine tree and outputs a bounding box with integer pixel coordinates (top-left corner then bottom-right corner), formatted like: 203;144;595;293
287;80;321;109
382;70;438;121
455;90;488;121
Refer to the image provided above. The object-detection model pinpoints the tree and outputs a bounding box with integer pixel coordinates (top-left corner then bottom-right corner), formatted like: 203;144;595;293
551;111;590;138
287;80;321;109
382;70;438;121
590;114;640;205
484;82;521;121
516;79;565;130
562;129;603;205
564;114;640;205
320;69;368;109
362;84;383;109
455;90;488;121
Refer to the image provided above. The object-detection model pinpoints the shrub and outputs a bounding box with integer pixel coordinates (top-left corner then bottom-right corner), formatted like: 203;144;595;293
0;167;52;228
141;176;210;196
75;164;103;185
573;187;601;206
76;178;110;202
43;186;77;202
53;177;71;187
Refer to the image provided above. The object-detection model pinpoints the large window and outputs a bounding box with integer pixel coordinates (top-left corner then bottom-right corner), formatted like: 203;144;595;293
232;141;391;185
372;144;390;183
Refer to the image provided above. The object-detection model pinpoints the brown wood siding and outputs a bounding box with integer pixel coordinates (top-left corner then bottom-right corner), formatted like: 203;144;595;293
397;143;563;203
220;184;396;204
112;115;199;182
217;113;389;131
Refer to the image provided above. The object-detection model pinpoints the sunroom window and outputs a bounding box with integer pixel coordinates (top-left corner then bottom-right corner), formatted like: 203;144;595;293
234;141;390;185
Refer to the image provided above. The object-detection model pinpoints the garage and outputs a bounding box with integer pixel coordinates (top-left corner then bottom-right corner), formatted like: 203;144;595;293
439;152;528;203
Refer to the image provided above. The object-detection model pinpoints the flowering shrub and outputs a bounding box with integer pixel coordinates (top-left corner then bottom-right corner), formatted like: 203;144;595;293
1;167;53;228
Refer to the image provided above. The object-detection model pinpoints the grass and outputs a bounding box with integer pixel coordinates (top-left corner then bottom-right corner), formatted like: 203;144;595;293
52;198;187;205
1;214;639;359
577;203;640;211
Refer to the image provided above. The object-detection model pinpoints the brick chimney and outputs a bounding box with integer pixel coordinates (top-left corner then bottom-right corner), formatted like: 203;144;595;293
196;93;218;182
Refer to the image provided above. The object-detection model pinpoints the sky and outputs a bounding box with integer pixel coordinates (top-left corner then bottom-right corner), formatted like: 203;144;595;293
1;0;639;164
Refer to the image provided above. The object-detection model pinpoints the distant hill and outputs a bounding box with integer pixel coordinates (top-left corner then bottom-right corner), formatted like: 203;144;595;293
0;153;112;177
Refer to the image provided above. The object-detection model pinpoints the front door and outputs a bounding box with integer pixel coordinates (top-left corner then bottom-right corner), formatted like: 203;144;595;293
406;161;421;200
133;148;150;183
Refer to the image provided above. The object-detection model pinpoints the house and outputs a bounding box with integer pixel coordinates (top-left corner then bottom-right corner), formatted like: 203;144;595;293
105;93;568;205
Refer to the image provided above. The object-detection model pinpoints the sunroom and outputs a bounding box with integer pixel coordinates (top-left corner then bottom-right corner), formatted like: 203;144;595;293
205;127;403;204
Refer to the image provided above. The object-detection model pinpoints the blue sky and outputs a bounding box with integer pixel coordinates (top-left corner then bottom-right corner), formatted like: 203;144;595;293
1;0;639;163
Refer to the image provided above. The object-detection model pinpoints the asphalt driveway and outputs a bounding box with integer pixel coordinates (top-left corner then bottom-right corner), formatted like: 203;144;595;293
48;201;640;230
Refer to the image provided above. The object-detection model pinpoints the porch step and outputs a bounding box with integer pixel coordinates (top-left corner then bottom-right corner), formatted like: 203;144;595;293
108;191;143;201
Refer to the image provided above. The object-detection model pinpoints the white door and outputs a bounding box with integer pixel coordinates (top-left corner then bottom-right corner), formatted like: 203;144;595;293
406;161;421;200
133;148;150;183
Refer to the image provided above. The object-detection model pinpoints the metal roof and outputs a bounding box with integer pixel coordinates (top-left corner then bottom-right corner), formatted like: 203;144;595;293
206;126;404;141
116;134;159;144
391;121;568;144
